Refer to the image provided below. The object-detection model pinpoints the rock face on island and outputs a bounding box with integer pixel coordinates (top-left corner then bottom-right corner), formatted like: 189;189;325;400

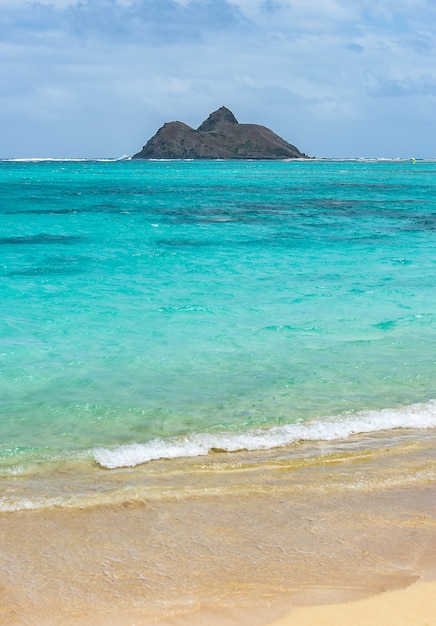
132;106;307;160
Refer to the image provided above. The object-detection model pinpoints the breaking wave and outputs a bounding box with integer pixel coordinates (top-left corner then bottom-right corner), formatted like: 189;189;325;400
94;399;436;469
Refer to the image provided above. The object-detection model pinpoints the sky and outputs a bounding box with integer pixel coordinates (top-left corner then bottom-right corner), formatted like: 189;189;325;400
1;0;435;158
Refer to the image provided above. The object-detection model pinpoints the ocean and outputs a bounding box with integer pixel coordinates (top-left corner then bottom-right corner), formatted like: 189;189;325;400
1;158;436;511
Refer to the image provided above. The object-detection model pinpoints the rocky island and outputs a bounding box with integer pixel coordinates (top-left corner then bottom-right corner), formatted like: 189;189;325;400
132;106;308;160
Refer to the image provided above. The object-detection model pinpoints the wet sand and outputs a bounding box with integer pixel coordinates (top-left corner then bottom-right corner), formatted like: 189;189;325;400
1;428;436;625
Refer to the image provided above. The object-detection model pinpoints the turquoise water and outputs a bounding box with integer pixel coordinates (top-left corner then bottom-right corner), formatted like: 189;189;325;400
1;159;436;473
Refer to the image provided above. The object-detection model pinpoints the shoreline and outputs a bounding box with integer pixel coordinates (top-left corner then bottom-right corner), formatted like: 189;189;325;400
1;428;436;624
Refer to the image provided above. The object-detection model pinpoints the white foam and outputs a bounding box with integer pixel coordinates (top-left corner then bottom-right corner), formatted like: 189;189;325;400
0;156;131;162
93;399;436;469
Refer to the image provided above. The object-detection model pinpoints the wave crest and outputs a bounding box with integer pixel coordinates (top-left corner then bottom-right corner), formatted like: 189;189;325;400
94;400;436;469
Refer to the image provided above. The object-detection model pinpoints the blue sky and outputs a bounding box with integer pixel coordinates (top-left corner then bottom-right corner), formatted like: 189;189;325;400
1;0;435;158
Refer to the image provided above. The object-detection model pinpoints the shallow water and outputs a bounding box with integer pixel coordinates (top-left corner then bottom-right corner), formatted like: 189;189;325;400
1;158;436;501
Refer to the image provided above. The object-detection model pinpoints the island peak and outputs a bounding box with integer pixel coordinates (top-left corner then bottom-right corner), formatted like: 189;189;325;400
132;107;308;160
197;106;239;132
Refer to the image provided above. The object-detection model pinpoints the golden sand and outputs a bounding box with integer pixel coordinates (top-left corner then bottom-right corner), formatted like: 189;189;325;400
269;580;436;626
1;429;435;625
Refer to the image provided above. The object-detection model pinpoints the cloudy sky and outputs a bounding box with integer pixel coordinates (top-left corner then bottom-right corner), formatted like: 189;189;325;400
1;0;435;158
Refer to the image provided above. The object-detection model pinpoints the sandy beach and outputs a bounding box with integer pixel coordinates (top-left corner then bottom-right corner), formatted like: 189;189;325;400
269;580;436;626
1;428;435;625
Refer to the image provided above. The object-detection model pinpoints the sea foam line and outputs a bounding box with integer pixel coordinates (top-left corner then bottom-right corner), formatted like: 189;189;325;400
1;156;131;162
93;399;436;469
